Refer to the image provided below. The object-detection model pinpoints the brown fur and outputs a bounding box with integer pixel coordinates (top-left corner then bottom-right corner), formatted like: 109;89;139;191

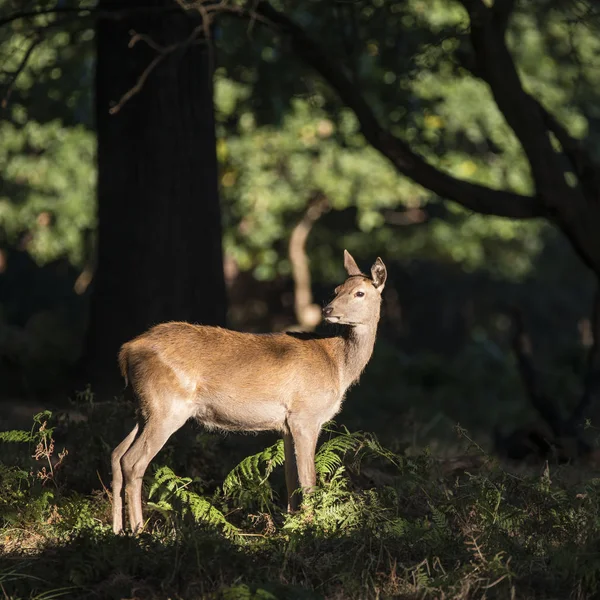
111;250;387;533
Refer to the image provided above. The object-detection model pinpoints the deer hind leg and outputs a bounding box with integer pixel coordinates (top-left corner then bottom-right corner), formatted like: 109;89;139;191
121;404;192;533
287;416;321;504
283;429;300;512
111;423;140;534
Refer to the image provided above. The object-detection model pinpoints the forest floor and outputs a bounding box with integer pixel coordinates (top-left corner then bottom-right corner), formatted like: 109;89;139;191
2;383;600;600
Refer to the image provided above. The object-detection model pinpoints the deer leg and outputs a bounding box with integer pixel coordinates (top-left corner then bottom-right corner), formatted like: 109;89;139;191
121;409;190;533
288;418;320;502
111;423;139;534
283;430;300;512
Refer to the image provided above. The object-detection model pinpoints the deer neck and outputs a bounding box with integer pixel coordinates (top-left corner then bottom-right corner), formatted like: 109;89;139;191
337;319;379;390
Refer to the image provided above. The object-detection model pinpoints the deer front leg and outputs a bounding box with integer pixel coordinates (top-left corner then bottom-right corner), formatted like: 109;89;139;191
283;430;300;512
288;417;320;503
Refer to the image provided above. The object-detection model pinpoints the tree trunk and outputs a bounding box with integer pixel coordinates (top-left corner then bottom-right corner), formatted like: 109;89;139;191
83;0;226;394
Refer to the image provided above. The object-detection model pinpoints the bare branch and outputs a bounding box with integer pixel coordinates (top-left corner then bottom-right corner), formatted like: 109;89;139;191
109;53;164;115
128;30;168;53
106;3;267;115
0;4;189;113
252;1;547;220
109;21;206;115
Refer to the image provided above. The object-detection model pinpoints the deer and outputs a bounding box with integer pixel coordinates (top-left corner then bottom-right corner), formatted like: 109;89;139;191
111;250;387;533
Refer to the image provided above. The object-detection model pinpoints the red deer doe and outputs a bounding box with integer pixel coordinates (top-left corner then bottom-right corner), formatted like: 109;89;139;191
111;250;387;533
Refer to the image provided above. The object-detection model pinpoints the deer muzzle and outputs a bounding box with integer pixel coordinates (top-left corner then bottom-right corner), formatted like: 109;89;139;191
322;305;340;323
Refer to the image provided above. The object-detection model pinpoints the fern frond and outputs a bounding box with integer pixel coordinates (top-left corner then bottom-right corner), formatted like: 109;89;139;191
147;500;174;520
149;465;193;498
315;429;363;479
149;465;240;539
0;430;33;443
316;425;403;480
429;503;451;538
177;488;240;539
223;440;285;511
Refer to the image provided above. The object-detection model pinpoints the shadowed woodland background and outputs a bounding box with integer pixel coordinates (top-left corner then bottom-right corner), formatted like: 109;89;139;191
3;1;600;598
1;0;599;455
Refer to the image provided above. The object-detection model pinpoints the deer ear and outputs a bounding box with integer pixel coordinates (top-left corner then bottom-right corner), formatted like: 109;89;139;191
343;249;362;277
371;257;387;291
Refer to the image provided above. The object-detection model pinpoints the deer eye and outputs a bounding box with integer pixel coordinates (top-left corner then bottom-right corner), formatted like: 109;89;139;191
355;291;365;298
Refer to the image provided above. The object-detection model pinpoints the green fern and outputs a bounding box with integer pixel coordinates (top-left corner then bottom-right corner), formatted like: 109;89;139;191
427;503;453;545
149;465;240;539
283;469;355;535
316;425;403;481
0;411;54;445
284;466;400;537
0;430;33;443
315;432;360;479
382;516;408;537
223;440;285;511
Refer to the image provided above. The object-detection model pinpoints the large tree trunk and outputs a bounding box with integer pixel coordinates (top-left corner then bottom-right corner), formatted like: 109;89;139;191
83;0;226;394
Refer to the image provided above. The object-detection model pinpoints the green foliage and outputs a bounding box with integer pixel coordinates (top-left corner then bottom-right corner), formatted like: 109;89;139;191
222;439;285;511
214;0;600;281
217;585;278;600
214;72;546;282
4;0;592;285
0;429;33;443
0;410;66;530
0;121;95;266
3;407;600;598
0;7;95;266
148;465;241;539
1;2;600;593
315;425;403;480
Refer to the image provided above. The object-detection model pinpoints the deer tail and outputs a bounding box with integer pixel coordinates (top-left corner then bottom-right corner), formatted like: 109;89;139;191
118;344;130;387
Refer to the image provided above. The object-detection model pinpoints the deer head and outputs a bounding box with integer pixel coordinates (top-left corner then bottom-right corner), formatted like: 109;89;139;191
322;250;387;326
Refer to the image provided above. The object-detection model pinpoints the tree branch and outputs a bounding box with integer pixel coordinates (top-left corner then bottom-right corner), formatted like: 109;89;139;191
288;192;330;331
1;2;268;114
456;29;600;202
107;21;208;115
455;0;600;275
534;97;600;201
253;1;547;220
1;33;41;108
458;0;573;205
